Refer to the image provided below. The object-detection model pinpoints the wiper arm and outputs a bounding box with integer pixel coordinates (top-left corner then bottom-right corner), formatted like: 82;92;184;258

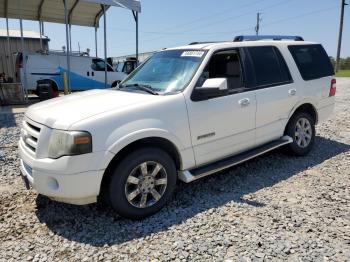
122;83;158;95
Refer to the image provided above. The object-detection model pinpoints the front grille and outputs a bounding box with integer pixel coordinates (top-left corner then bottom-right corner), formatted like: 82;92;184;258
21;120;41;155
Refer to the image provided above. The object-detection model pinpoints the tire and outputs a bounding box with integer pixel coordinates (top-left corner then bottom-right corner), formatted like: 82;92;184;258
111;81;121;88
284;111;315;156
37;80;59;100
106;148;177;219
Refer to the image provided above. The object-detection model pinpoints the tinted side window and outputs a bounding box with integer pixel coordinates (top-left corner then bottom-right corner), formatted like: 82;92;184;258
91;59;113;72
288;44;334;80
246;46;292;88
196;49;244;92
123;61;135;74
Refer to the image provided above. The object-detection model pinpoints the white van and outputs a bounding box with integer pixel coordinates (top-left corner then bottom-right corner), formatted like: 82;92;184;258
16;51;127;97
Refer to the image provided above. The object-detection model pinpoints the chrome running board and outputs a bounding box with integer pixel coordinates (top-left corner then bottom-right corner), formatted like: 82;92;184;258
178;136;293;183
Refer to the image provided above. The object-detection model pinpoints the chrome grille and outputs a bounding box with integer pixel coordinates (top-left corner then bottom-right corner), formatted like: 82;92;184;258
21;120;41;155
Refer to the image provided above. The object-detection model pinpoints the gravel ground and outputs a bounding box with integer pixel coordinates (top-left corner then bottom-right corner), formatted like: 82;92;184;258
0;78;349;262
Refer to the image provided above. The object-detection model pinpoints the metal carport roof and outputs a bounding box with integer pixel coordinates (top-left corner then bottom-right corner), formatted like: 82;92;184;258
0;0;141;27
0;0;141;99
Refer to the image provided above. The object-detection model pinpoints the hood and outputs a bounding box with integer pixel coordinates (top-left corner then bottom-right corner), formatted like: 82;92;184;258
26;89;160;129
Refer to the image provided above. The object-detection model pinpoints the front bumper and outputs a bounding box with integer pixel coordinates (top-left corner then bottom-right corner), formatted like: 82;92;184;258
19;139;108;205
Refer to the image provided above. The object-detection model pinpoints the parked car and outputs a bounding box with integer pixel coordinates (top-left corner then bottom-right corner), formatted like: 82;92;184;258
115;57;139;75
19;35;335;219
16;51;127;98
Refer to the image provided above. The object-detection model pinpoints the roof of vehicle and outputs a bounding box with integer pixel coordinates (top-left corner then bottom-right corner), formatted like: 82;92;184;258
166;40;317;51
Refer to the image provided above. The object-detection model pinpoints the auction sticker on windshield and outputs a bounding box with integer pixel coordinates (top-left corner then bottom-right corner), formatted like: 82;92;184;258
181;51;205;57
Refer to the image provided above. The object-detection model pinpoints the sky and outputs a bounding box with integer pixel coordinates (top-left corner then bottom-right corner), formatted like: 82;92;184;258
1;0;350;58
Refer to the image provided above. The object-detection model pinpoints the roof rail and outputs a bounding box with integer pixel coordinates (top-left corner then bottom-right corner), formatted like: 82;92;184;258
233;35;304;42
189;41;220;45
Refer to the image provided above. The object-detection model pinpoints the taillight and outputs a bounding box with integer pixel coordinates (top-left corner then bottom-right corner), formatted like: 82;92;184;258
329;78;336;97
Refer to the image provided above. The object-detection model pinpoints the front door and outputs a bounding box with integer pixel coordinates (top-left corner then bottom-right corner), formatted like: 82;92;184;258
186;49;257;166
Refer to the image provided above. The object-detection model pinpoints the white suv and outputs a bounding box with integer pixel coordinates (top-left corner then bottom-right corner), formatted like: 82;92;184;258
19;35;336;219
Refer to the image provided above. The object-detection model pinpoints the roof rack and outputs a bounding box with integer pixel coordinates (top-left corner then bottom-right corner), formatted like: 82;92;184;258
233;35;304;42
189;41;220;45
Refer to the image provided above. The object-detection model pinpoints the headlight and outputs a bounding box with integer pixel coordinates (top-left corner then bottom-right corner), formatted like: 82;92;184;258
48;130;92;159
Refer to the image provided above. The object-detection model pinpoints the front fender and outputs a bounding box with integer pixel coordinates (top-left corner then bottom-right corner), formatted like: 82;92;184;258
96;126;194;172
107;128;184;154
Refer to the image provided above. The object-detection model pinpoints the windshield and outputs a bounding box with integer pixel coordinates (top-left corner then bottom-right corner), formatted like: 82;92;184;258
120;50;206;93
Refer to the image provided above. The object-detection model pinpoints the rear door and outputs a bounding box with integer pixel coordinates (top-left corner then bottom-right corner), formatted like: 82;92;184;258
68;56;96;90
25;54;60;90
243;46;296;146
288;44;335;112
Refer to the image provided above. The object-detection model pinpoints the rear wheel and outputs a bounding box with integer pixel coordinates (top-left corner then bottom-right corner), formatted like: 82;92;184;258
285;111;315;156
36;80;59;100
106;148;177;219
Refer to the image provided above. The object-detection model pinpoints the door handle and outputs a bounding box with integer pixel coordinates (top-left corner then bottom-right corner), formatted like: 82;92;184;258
288;89;297;96
238;98;250;107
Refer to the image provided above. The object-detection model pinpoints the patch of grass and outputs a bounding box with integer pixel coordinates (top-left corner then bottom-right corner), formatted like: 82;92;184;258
336;70;350;77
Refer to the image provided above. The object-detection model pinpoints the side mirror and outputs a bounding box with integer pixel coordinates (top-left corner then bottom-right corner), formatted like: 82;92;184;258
191;78;228;101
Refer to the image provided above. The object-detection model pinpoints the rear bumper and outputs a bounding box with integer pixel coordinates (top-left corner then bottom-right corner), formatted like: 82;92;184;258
19;140;108;205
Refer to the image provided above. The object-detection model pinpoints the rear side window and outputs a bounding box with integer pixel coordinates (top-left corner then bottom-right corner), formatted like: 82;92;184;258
91;59;114;72
288;44;334;81
246;46;292;88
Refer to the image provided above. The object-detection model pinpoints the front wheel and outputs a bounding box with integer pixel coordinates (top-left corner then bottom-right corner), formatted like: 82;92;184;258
106;148;177;219
111;81;121;88
285;112;315;156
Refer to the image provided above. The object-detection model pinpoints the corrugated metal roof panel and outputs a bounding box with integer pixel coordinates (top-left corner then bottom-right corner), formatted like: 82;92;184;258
0;0;141;27
0;29;49;40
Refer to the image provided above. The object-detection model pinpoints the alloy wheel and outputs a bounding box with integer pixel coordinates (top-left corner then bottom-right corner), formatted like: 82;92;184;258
125;161;168;208
295;117;312;148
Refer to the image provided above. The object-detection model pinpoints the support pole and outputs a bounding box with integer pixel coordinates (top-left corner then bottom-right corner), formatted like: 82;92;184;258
95;26;98;57
255;12;261;36
136;12;139;65
6;17;12;78
39;21;43;51
132;11;139;65
19;1;28;102
336;0;348;72
103;4;107;89
64;0;71;93
69;24;72;54
41;21;46;50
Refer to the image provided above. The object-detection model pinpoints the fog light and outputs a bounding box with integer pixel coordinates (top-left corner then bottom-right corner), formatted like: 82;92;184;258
47;177;59;191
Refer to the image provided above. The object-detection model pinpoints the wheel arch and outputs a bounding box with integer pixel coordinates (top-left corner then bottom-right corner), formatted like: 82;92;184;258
285;102;318;134
36;78;59;91
100;136;182;197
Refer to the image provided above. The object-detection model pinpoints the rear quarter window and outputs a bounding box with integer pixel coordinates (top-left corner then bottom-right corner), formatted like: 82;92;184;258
288;44;334;81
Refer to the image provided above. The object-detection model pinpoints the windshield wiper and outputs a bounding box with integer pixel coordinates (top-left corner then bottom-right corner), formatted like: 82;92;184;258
120;83;158;95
